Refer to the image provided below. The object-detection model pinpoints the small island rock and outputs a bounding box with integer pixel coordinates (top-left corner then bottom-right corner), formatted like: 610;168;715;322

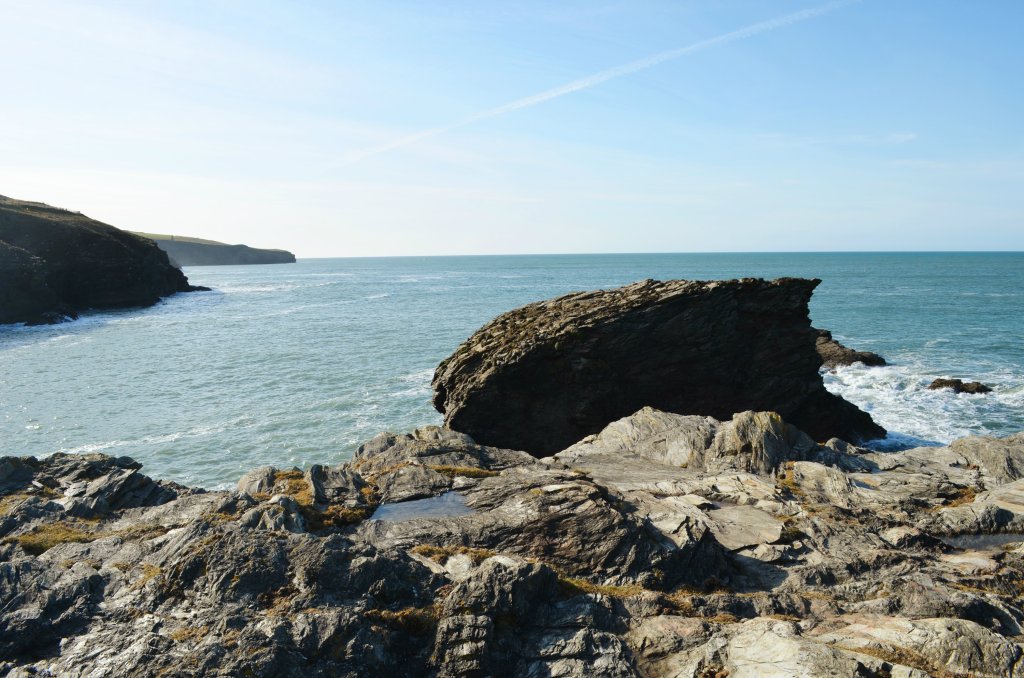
433;277;885;455
814;328;886;368
929;378;993;394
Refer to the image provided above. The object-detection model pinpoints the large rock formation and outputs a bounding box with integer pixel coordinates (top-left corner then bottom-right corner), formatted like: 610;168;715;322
132;232;296;266
0;195;205;324
433;278;884;454
0;241;71;325
2;415;1023;677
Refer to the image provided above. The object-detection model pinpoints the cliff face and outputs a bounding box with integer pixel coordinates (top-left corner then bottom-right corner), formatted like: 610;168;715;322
0;195;203;325
136;235;296;266
0;241;70;325
433;277;885;454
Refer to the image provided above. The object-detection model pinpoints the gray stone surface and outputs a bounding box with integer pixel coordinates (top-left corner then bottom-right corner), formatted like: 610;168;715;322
2;411;1024;676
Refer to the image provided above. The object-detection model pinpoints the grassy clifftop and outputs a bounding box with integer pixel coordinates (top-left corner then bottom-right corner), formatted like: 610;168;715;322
132;232;296;266
0;195;202;324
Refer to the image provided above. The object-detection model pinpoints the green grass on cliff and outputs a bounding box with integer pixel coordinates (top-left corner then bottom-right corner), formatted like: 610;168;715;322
130;232;227;246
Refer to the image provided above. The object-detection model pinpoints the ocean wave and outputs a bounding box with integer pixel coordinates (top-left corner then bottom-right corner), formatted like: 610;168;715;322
824;362;1024;446
52;416;258;456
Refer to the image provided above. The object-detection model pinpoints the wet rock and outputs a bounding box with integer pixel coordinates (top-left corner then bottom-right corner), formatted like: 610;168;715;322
813;328;886;368
929;377;993;394
433;278;885;455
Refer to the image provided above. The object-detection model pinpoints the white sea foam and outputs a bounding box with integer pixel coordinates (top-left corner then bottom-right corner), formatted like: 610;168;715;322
824;361;1024;448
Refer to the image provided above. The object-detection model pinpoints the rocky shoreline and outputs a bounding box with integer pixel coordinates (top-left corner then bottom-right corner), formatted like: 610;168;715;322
2;277;1020;677
2;413;1023;676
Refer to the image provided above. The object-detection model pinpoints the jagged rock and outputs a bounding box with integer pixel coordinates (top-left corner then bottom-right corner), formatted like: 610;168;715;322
433;278;885;455
813;328;886;368
929;377;993;394
0;194;206;325
814;616;1024;678
433;557;636;677
3;416;1024;676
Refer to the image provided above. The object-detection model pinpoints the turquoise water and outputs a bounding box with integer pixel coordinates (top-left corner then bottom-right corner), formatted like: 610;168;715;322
2;253;1022;488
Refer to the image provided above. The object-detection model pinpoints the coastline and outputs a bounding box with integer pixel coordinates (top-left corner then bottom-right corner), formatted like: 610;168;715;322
4;253;1022;490
2;274;1024;675
2;413;1023;676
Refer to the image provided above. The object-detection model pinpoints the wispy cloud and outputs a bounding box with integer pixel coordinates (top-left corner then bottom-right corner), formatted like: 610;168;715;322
756;131;918;147
343;0;861;162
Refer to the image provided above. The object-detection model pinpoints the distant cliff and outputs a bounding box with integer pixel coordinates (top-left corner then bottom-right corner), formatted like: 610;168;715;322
0;195;205;325
134;233;296;266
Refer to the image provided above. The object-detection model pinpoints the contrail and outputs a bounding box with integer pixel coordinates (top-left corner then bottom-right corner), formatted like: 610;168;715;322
345;0;860;161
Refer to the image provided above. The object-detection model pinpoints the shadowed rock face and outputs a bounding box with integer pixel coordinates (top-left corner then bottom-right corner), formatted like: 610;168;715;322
0;195;205;325
433;278;885;454
0;241;71;325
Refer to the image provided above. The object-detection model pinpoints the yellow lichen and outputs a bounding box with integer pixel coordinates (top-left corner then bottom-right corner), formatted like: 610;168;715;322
558;576;647;599
410;544;495;565
3;523;96;555
427;465;498;479
363;605;438;635
168;625;209;643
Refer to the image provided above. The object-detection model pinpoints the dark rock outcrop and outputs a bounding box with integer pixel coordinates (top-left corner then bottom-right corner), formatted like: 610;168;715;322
433;278;885;454
3;416;1024;677
929;378;993;394
814;328;886;368
0;195;206;325
134;233;296;266
0;241;74;325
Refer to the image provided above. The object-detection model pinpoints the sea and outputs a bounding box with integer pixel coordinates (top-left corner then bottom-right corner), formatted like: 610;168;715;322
2;253;1022;489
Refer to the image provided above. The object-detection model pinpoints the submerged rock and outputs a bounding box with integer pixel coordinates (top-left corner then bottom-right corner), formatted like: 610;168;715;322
813;328;886;368
433;277;884;454
3;413;1023;676
929;377;993;394
0;194;206;325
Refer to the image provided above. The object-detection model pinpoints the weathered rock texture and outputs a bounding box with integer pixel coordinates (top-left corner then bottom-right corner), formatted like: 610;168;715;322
3;415;1024;677
433;278;885;454
0;241;70;325
929;377;993;394
0;195;205;325
133;233;296;266
814;328;887;368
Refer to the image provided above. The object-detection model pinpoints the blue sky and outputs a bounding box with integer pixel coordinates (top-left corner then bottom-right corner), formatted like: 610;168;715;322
1;0;1021;256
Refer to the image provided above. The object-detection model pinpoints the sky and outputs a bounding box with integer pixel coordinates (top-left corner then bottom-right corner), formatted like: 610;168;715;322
0;0;1021;257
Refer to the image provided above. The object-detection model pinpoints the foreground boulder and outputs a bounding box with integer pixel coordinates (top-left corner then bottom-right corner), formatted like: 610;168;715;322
0;194;206;325
433;278;884;454
2;415;1024;676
